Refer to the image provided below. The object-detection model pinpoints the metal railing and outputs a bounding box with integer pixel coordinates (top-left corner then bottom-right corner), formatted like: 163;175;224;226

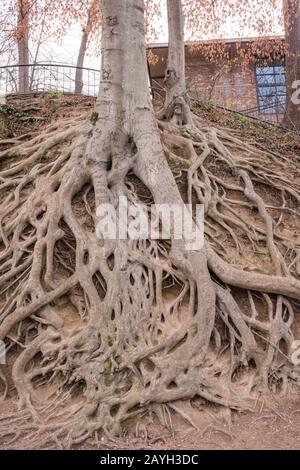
150;79;297;134
0;63;101;97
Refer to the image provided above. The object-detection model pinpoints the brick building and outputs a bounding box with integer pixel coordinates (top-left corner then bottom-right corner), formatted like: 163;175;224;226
148;37;286;123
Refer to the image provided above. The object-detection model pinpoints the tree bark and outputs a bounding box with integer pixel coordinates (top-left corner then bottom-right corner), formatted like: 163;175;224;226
17;0;30;94
97;0;214;355
283;0;300;129
161;0;191;125
74;30;89;94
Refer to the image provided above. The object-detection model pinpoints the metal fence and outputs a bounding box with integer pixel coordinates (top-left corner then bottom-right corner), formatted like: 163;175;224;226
0;63;101;97
0;63;296;133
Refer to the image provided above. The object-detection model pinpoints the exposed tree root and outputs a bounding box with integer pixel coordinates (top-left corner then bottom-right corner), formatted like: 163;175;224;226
0;101;299;448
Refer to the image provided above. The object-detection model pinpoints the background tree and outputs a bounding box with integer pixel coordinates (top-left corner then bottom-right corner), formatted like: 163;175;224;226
74;0;101;94
182;1;295;126
160;0;191;125
1;0;102;93
0;0;299;447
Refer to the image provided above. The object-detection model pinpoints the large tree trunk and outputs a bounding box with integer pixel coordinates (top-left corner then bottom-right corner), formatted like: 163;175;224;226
81;0;215;435
283;0;300;129
17;0;30;93
160;0;191;125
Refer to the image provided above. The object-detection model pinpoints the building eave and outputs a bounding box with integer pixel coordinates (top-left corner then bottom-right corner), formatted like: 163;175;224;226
147;35;285;49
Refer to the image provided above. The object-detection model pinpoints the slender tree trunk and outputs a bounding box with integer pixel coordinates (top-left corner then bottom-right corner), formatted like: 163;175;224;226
283;0;300;128
160;0;191;125
17;0;29;93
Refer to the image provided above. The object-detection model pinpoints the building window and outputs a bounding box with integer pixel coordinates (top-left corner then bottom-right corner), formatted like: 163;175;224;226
255;63;286;115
